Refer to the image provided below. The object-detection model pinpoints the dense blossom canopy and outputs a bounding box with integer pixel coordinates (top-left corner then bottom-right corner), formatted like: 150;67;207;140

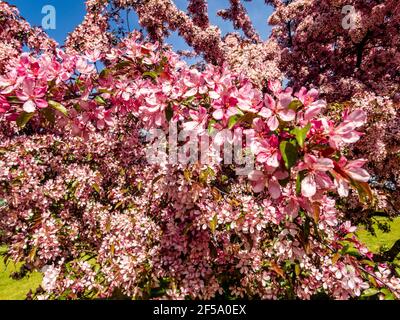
0;0;399;300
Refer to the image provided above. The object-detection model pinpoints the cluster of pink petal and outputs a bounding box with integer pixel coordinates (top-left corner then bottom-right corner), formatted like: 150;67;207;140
0;0;399;300
0;2;57;72
265;0;400;227
268;0;400;100
218;0;261;43
62;0;281;85
60;0;399;224
0;30;399;300
65;0;113;55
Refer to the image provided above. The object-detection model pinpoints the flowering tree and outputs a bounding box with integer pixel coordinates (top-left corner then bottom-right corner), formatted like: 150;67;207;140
266;0;400;222
0;0;399;300
267;0;400;99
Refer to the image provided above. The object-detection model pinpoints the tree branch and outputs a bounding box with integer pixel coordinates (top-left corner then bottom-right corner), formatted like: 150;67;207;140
355;30;372;69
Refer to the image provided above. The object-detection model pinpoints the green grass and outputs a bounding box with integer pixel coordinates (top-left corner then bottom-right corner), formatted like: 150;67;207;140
356;216;400;254
0;217;399;300
0;246;42;300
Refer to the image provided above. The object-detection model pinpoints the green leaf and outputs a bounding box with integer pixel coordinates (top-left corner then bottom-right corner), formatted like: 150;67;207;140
28;246;37;262
296;171;305;195
362;288;379;297
182;223;192;235
228;115;241;129
380;288;395;300
291;123;311;148
183;96;196;105
349;179;374;205
361;259;376;267
303;216;310;240
98;88;112;94
0;199;7;207
16;111;34;128
295;264;301;276
208;119;217;135
115;201;124;210
152;174;164;185
116;61;131;70
235;107;245;116
95;96;107;105
279;140;298;170
199;167;215;184
210;214;218;233
288;99;303;111
340;243;350;255
99;68;111;78
239;112;257;124
165;105;174;122
92;183;100;194
6;96;21;104
48;100;68;116
143;71;158;80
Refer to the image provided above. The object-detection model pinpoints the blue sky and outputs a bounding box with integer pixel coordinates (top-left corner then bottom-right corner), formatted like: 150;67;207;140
7;0;273;53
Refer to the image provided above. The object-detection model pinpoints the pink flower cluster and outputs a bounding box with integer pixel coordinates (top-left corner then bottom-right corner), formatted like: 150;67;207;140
0;0;399;301
0;2;57;72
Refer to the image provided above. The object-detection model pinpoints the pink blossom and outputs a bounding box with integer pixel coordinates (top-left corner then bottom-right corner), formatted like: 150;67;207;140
182;106;208;134
0;95;10;113
16;78;48;113
258;92;295;131
0;3;398;300
295;87;319;107
333;156;370;197
252;135;280;168
342;221;357;233
268;80;282;95
324;110;367;148
296;154;334;198
247;170;281;199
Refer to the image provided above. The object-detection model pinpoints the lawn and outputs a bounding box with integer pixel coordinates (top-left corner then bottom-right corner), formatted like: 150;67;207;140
0;246;42;300
356;216;400;254
0;217;399;300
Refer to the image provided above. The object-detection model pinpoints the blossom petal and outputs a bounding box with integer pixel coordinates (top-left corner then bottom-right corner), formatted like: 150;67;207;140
258;107;272;119
266;152;279;168
263;94;275;109
301;174;317;197
248;170;264;181
267;115;279;131
35;99;48;109
212;108;224;120
209;91;220;99
346;109;367;127
336;179;349;197
313;158;334;171
23;100;36;113
304;100;325;121
268;179;281;199
278;109;296;122
268;80;281;94
346;167;370;182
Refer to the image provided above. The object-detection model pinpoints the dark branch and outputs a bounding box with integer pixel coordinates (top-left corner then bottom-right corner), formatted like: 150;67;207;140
355;30;372;69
